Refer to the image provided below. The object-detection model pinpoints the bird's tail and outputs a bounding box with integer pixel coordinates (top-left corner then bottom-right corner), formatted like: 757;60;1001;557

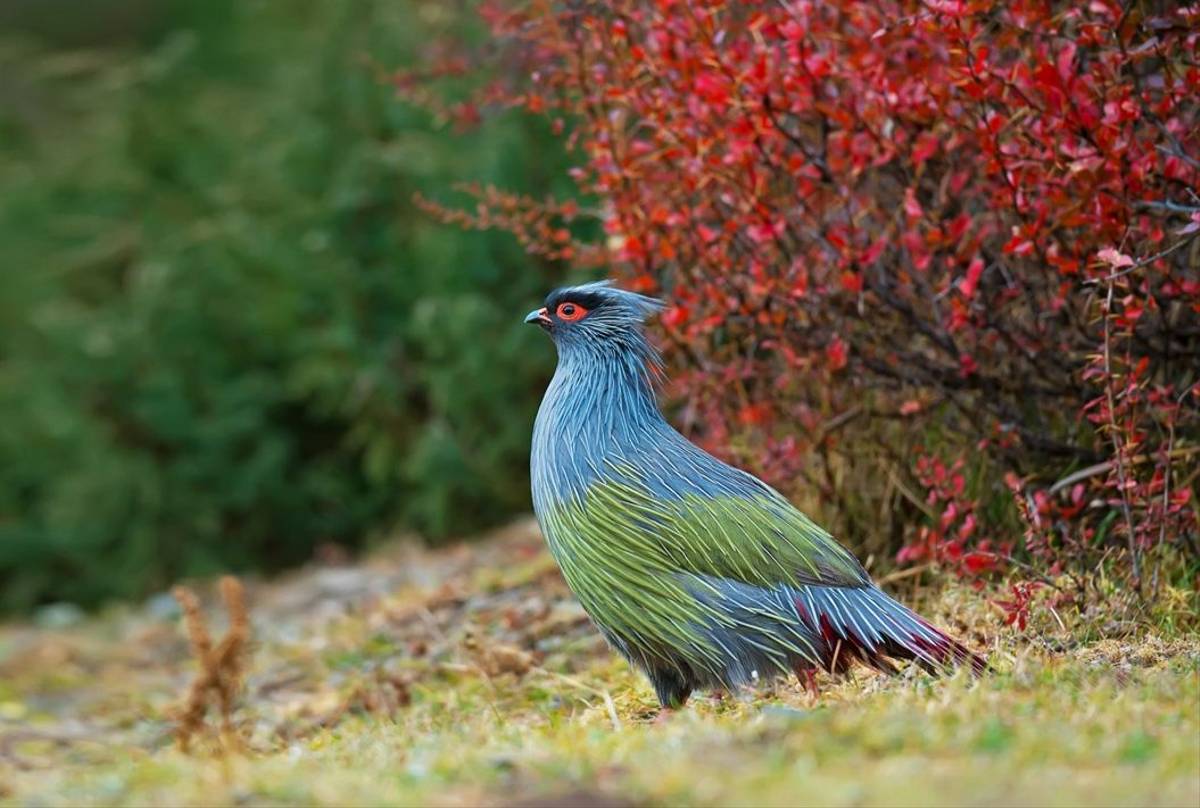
792;584;987;675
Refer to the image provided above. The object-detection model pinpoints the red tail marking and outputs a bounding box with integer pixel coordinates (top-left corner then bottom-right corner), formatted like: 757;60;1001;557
910;629;988;674
793;598;809;626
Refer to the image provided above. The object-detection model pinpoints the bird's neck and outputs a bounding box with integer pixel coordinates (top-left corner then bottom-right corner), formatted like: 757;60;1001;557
532;341;667;505
545;342;664;434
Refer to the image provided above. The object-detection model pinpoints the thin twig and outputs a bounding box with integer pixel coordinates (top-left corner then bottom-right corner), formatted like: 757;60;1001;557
1048;447;1199;494
1102;279;1141;591
875;563;934;586
887;467;938;520
0;728;102;770
1087;232;1199;283
1135;200;1200;215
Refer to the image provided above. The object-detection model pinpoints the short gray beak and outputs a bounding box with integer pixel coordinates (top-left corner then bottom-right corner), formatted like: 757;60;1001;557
525;307;551;327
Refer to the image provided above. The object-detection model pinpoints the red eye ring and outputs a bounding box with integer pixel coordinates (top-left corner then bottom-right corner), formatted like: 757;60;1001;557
556;302;588;322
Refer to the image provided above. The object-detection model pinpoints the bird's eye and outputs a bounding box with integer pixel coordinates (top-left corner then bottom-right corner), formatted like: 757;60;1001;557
556;302;588;322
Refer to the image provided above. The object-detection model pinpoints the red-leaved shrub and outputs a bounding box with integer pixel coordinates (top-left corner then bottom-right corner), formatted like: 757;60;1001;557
405;0;1199;599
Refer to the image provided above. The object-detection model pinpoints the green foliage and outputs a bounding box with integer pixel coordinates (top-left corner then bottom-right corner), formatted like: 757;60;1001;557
0;0;570;611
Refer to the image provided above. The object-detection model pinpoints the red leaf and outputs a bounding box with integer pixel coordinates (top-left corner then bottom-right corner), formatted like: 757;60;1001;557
694;72;730;105
662;305;690;329
737;403;771;425
1097;247;1134;269
826;336;848;371
959;257;985;299
962;551;996;574
912;132;940;167
904;187;924;220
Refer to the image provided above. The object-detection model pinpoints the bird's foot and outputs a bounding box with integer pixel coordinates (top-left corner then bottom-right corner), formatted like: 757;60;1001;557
652;706;681;725
795;666;820;699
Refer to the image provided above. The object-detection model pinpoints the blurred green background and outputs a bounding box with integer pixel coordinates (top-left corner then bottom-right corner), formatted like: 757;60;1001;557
0;0;574;612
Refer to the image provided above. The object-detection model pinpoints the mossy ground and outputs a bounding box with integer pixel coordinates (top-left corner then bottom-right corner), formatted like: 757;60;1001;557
2;520;1197;807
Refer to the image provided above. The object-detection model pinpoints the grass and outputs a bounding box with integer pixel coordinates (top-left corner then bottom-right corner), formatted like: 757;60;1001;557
1;519;1197;807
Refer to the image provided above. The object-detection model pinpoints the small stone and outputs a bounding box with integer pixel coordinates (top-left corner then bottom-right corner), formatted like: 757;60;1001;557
34;602;84;629
144;592;182;621
759;705;811;722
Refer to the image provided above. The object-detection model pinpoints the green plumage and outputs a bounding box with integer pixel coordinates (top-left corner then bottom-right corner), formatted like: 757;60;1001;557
541;474;867;676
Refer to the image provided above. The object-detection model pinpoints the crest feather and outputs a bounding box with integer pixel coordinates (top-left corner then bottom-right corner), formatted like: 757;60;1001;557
546;280;664;323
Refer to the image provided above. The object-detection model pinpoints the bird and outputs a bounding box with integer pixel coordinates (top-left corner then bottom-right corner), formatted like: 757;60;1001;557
525;281;985;710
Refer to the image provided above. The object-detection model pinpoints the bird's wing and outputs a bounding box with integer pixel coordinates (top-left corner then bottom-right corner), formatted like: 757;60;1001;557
573;448;870;591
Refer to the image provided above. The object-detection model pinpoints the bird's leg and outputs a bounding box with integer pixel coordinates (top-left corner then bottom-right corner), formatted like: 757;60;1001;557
794;664;820;698
648;667;692;713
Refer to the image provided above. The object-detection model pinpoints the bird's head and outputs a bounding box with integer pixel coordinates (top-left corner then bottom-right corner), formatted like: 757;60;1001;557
524;281;663;355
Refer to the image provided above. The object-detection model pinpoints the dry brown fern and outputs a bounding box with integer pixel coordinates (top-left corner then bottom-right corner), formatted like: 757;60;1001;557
172;576;250;752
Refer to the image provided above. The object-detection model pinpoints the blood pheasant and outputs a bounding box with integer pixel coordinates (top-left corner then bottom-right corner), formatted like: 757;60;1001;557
526;282;984;709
